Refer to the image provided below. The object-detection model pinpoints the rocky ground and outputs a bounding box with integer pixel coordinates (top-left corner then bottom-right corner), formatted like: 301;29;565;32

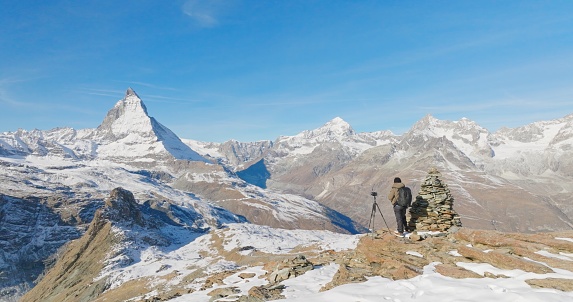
23;224;573;302
321;228;573;292
176;227;573;301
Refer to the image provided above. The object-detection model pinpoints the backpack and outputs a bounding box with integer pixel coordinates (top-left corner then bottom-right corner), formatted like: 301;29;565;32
396;187;412;207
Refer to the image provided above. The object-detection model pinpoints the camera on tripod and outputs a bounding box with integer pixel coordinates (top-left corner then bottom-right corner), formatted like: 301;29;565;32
368;190;390;235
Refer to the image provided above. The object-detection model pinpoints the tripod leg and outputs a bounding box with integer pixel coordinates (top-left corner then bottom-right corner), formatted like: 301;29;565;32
368;202;376;234
375;202;391;233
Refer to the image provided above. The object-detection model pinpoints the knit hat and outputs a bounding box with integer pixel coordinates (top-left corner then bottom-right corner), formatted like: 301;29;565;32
394;177;401;183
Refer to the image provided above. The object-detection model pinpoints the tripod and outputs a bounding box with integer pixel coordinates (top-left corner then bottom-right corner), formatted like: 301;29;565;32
368;192;391;237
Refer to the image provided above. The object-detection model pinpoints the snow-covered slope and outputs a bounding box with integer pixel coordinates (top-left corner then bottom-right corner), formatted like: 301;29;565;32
488;113;573;176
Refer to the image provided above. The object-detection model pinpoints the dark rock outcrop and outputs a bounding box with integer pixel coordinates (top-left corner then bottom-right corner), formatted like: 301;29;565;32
20;187;210;302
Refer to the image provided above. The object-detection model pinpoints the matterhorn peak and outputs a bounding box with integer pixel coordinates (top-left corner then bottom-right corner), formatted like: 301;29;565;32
123;88;146;113
91;89;208;162
94;88;152;140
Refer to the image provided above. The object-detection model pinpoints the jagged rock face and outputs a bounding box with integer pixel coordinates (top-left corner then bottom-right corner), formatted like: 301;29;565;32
180;139;274;169
19;187;222;302
400;115;493;167
219;140;273;167
20;206;116;302
102;187;144;226
551;117;573;147
0;195;83;301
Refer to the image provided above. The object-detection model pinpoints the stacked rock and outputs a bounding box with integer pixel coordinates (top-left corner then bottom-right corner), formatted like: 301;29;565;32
408;168;462;232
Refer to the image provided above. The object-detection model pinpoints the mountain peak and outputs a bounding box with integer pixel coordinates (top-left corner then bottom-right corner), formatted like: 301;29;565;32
94;88;151;140
311;117;355;138
92;89;209;162
121;88;148;115
410;115;485;135
330;116;346;124
420;114;439;126
410;114;440;133
125;87;138;98
326;116;351;128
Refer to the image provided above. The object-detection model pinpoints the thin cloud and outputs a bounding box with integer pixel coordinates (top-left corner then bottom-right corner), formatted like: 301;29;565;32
0;77;37;107
144;94;205;104
78;87;205;105
182;0;236;28
79;88;125;98
118;81;179;92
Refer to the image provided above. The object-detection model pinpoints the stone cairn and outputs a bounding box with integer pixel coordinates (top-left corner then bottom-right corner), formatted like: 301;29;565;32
408;168;462;232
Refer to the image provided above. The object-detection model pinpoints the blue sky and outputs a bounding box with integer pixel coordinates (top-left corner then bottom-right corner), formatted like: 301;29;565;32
1;1;573;142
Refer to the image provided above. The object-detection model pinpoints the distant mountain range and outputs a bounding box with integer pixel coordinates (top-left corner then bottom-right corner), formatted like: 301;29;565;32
1;88;572;300
188;106;573;233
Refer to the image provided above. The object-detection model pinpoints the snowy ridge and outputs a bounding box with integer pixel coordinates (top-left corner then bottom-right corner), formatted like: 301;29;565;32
492;114;573;159
0;128;97;159
272;117;393;158
406;114;493;164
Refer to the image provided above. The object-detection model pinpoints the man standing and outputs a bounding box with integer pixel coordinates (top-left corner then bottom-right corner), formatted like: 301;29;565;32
388;177;411;236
